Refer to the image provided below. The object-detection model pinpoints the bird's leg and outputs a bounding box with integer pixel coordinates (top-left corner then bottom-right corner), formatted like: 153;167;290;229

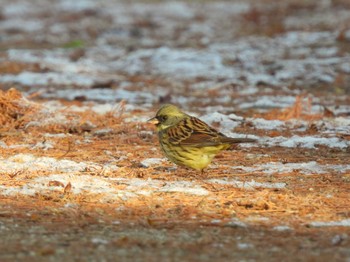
200;168;208;178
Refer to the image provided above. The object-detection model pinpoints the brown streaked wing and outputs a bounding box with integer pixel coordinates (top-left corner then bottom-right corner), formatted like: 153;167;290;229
167;117;225;147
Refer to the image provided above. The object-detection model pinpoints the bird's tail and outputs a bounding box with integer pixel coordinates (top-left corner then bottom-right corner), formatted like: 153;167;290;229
222;137;257;144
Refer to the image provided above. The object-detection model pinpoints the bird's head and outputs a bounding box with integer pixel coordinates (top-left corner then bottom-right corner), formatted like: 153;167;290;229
148;104;188;131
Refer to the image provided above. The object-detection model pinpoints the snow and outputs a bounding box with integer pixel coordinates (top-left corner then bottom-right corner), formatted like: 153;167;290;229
32;141;55;151
0;72;95;86
3;154;345;198
209;178;286;190
249;118;285;130
59;0;97;11
44;133;69;138
0;154;117;173
93;128;113;136
36;174;116;195
309;219;350;227
41;88;157;104
0;19;44;32
270;135;350;149
237;243;254;249
233;161;350;175
141;158;165;167
0;173;211;198
91;238;109;245
225;219;247;228
239;96;297;109
201;112;243;132
316;117;350;134
273;225;292;231
1;173;116;196
159;181;209;196
150;47;235;79
0;141;8;148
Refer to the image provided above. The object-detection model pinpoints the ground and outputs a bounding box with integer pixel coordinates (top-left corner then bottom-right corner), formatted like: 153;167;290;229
0;0;350;261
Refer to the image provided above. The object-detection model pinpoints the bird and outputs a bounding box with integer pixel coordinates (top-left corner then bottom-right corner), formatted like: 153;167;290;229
148;104;256;172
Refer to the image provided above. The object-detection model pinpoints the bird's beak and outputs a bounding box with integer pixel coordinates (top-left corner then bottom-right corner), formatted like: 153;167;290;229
147;117;159;125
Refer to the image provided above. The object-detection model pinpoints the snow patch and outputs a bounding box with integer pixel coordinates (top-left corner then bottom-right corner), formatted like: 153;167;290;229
249;118;285;130
309;219;350;227
141;158;165;167
159;181;209;196
208;178;286;190
269;135;350;149
233;161;350;175
201;112;243;132
0;154;117;173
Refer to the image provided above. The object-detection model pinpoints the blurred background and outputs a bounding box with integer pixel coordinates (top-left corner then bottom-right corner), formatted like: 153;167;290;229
0;0;349;115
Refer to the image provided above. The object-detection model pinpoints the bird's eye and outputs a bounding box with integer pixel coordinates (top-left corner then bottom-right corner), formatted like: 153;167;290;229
158;115;168;122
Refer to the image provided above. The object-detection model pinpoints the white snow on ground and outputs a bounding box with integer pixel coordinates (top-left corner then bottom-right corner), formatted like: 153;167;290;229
158;181;209;195
0;154;117;173
41;88;157;104
1;150;348;180
232;161;350;175
201;112;243;131
0;72;95;87
309;219;350;227
3;30;349;103
273;225;292;231
2;153;348;199
0;174;210;199
1;174;117;196
237;95;322;113
190;111;348;148
264;135;350;149
141;158;166;167
0;153;211;198
190;113;349;150
237;243;254;250
327;105;350;116
7;153;348;199
315;117;350;134
208;178;286;190
248;118;285;130
149;47;236;79
41;100;146;115
7;49;108;74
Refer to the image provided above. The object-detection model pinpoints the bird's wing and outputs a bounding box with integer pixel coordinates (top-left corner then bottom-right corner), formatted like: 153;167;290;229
166;117;223;147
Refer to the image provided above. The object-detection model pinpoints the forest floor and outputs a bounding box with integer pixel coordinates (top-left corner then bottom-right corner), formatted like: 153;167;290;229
0;0;349;261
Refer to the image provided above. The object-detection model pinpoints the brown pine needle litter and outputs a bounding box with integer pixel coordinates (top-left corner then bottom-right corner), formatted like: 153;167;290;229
0;88;348;230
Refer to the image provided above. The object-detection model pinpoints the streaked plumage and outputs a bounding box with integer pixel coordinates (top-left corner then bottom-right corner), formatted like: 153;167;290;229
148;104;255;172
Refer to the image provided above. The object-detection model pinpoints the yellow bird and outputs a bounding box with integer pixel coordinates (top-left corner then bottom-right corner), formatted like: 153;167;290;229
148;104;256;172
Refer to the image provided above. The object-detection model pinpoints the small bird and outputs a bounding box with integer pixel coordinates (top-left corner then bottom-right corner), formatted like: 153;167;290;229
148;104;256;172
